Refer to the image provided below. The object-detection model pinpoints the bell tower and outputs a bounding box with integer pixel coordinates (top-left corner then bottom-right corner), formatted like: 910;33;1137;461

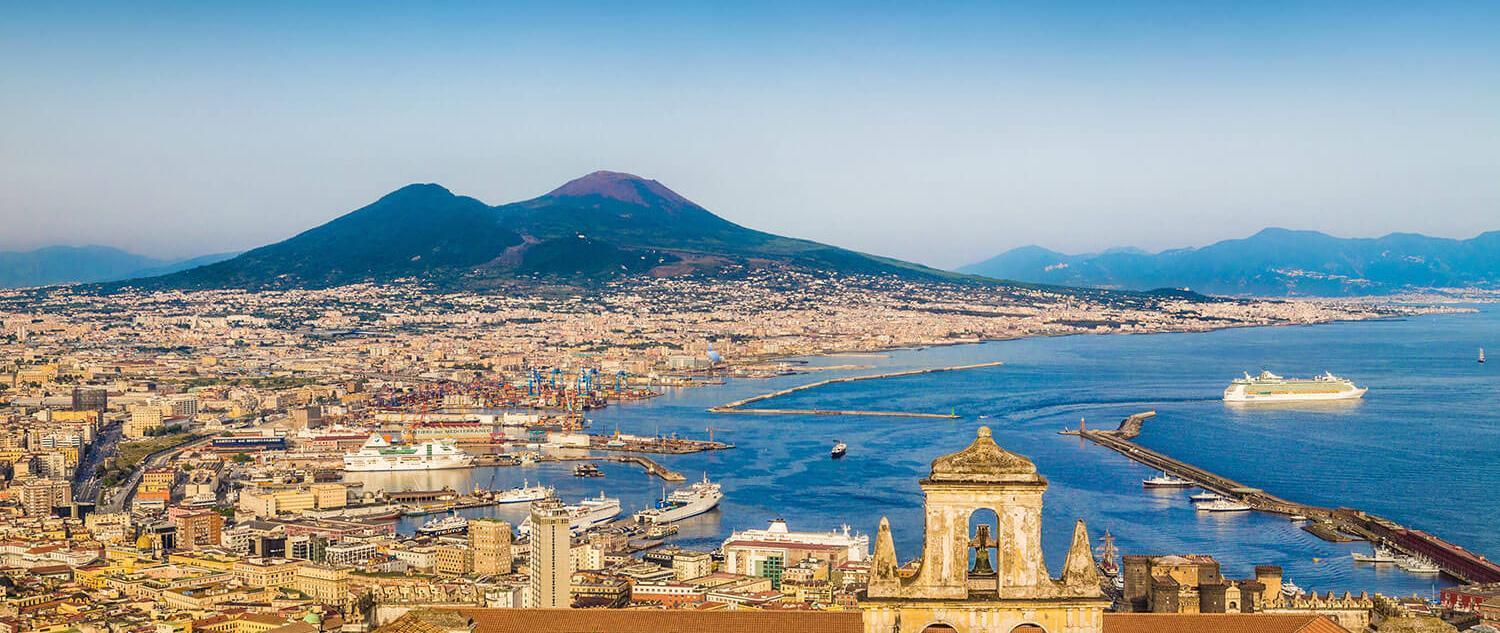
861;427;1108;633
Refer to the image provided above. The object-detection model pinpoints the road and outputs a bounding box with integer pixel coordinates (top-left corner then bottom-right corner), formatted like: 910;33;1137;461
71;420;122;504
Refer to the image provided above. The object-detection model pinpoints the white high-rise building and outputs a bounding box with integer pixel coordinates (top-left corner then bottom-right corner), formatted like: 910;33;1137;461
528;496;572;609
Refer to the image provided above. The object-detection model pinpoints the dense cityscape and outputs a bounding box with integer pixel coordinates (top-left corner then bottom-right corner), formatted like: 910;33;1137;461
0;273;1487;633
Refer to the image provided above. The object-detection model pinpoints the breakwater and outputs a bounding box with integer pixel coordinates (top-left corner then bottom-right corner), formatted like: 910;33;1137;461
1064;413;1500;584
708;361;1003;419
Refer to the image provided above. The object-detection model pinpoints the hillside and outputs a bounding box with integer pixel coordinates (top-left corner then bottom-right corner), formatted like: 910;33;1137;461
0;245;235;288
960;228;1500;296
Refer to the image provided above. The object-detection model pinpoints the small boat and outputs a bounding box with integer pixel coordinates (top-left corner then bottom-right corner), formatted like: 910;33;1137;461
417;512;469;536
831;442;847;459
1142;472;1194;488
573;463;604;478
1288;515;1309;522
1351;546;1397;563
1189;491;1223;502
1196;499;1252;512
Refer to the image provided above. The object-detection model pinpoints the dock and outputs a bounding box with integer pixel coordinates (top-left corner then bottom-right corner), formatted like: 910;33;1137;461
1065;412;1500;584
538;454;686;482
709;361;1003;419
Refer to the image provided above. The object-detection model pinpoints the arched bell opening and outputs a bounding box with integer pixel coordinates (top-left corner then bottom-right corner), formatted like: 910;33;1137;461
967;507;1001;594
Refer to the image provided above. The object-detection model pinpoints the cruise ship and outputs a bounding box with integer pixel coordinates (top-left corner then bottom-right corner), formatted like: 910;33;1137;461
1222;371;1367;403
633;475;723;524
342;434;475;472
518;492;621;535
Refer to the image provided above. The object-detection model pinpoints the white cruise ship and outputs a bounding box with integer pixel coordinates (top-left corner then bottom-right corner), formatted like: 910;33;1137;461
518;492;621;535
493;480;552;504
633;475;723;524
1223;371;1367;403
343;434;474;472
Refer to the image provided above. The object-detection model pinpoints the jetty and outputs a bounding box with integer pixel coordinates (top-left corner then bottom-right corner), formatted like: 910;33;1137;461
709;361;1003;419
1064;412;1500;584
539;454;686;482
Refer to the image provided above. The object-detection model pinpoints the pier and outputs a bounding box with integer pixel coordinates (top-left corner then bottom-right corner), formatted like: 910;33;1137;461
538;454;687;482
709;361;1003;419
1064;412;1500;584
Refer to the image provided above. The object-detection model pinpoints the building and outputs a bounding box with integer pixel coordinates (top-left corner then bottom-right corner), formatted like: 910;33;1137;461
862;426;1110;633
528;496;572;609
174;510;224;549
294;564;351;608
435;544;472;576
469;518;513;576
125;403;164;439
20;478;72;516
672;550;713;581
71;386;108;415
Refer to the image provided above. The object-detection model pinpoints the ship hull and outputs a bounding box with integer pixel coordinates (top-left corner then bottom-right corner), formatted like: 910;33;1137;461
1223;387;1366;403
342;459;474;472
634;493;722;524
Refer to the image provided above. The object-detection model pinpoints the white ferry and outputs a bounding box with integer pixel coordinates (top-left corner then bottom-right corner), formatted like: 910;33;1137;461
1223;371;1366;403
633;475;723;524
1195;499;1252;512
494;480;552;504
343;434;474;472
518;492;621;535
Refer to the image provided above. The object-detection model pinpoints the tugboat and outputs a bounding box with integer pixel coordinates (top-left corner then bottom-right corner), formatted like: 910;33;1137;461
831;441;848;459
573;463;604;478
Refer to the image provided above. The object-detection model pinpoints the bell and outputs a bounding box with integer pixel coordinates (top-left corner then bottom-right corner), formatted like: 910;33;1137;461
972;548;996;575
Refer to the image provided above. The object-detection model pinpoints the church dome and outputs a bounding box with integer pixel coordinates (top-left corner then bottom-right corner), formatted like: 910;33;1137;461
927;426;1040;483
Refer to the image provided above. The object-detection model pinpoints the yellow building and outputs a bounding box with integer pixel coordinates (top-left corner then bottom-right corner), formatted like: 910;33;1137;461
309;483;347;509
233;558;305;589
435;544;472;576
861;427;1109;633
294;564;351;607
469;519;513;576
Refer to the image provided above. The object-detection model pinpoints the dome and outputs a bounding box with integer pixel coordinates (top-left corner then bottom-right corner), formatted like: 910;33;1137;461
927;426;1040;483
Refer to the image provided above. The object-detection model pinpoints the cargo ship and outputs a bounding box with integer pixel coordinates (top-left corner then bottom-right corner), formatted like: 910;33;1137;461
518;492;621;535
343;434;474;472
1222;371;1366;403
633;475;723;524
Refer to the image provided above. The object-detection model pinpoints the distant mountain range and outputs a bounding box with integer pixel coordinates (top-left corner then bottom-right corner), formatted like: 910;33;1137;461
122;171;960;290
0;246;236;289
960;228;1500;296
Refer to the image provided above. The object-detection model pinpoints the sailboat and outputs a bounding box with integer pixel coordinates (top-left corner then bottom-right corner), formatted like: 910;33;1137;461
1480;348;1486;364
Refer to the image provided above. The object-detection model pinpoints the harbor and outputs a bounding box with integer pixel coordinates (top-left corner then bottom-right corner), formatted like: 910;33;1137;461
1064;412;1500;584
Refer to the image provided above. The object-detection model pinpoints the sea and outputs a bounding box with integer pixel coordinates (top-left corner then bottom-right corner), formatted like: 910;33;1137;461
346;305;1499;599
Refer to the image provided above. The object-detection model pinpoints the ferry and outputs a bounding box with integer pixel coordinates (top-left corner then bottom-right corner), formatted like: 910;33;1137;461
518;492;621;535
1223;371;1366;403
1195;499;1252;512
1351;546;1397;563
633;475;724;524
831;441;848;459
417;512;469;536
1189;491;1223;503
494;480;552;504
1142;472;1194;488
343;435;474;472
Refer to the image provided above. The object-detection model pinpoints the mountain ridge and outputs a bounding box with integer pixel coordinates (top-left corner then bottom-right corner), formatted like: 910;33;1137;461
959;228;1500;296
0;245;237;289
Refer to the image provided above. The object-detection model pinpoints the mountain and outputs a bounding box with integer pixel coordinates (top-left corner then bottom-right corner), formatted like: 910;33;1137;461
0;246;237;288
959;228;1500;296
129;171;960;290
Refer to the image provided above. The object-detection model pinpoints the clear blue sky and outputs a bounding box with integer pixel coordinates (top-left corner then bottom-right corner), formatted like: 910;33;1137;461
2;1;1497;268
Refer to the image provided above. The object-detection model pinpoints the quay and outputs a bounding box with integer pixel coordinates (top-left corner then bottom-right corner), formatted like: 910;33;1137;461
539;454;687;482
709;361;1003;419
1064;413;1500;584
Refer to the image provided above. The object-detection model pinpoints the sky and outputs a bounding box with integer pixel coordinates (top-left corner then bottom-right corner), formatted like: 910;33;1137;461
2;2;1498;269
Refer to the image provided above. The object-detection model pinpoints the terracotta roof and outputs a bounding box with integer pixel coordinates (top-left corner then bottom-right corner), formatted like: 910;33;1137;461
1103;614;1350;633
458;608;863;633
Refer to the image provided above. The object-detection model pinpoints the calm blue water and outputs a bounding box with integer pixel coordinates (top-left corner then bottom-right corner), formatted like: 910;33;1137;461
350;306;1499;598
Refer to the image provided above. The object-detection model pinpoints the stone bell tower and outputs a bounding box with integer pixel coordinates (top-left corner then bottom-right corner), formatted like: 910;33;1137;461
861;427;1108;633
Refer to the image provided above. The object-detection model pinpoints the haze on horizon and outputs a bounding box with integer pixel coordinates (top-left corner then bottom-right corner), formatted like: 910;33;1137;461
2;2;1498;269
